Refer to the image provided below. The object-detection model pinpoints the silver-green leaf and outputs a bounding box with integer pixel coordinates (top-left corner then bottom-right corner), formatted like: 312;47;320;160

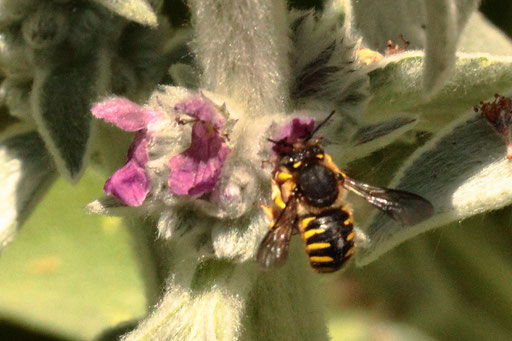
93;0;158;27
0;131;56;250
357;107;512;265
31;55;106;182
365;53;512;131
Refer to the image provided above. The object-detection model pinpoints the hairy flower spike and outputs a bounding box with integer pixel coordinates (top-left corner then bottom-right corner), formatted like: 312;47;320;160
474;94;512;159
90;90;239;213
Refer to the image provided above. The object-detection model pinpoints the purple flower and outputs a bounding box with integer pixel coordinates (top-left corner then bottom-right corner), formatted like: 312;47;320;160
272;117;315;154
169;97;231;196
91;97;157;206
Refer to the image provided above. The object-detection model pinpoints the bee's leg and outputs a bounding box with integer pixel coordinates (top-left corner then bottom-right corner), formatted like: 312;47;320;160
260;204;279;228
260;159;273;168
271;178;286;210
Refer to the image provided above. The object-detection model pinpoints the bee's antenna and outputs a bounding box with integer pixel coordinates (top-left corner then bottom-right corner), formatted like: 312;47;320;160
267;138;292;147
305;110;335;141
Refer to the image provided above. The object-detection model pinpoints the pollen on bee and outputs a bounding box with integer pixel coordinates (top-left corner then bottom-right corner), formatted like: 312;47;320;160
293;161;302;168
277;171;293;182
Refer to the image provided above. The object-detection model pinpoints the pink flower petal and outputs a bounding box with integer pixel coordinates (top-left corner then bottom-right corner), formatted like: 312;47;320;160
92;97;156;132
168;121;231;196
272;117;315;153
128;131;150;165
175;97;225;130
104;159;150;206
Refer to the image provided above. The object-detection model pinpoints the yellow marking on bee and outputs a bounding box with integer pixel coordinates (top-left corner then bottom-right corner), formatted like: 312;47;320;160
310;256;334;263
301;216;316;231
293;161;302;168
303;228;325;239
343;216;354;226
324;154;332;163
306;243;331;251
277;172;293;182
346;231;355;241
315;154;324;159
345;246;356;258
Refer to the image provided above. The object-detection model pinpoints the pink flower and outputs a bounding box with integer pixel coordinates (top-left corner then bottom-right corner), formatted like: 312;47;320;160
91;97;156;206
272;117;315;154
169;97;231;196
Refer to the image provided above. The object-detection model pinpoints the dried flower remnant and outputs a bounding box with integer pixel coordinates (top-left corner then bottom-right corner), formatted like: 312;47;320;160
385;34;410;55
474;94;512;159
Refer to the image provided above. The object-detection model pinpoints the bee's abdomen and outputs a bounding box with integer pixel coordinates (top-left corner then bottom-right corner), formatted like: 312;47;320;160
300;208;355;273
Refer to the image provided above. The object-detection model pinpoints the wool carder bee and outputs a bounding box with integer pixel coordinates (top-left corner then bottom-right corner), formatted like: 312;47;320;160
257;112;434;273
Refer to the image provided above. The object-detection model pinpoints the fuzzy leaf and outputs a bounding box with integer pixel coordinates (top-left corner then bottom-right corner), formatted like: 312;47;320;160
457;12;512;55
0;132;55;250
357;108;512;265
31;56;106;182
93;0;158;27
364;53;512;131
350;0;479;96
342;116;417;163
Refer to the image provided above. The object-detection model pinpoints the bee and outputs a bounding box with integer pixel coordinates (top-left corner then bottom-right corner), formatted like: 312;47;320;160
257;112;434;273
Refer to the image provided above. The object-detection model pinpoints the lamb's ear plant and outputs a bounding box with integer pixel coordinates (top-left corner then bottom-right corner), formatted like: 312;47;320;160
2;0;512;339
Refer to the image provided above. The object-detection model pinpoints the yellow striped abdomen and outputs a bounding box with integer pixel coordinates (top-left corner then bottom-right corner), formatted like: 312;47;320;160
300;208;355;273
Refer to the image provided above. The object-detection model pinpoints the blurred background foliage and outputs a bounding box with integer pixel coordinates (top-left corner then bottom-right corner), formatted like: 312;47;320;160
2;0;512;340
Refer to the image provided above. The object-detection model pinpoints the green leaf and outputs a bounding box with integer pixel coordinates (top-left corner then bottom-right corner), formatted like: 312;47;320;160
357;108;512;265
31;55;107;182
93;0;158;27
341;116;417;163
350;0;479;96
0;170;152;340
458;12;512;55
0;132;55;251
364;53;512;131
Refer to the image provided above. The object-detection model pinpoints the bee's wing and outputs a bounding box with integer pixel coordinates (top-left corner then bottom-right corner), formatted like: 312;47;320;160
342;175;434;226
256;197;298;270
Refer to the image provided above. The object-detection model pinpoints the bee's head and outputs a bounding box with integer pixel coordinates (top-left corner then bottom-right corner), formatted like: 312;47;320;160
276;140;324;171
269;110;334;170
